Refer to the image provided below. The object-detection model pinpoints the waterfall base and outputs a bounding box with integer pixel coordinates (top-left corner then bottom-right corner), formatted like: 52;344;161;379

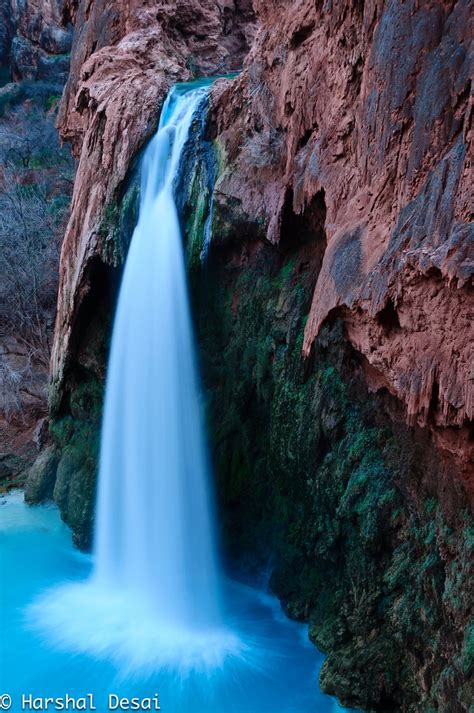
27;581;245;675
1;493;350;713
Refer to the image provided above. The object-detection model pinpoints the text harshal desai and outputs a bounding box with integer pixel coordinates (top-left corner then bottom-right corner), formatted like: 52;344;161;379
19;694;161;710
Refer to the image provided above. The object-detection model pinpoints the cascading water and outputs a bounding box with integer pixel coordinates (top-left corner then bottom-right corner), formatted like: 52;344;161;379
95;83;221;632
1;79;352;713
25;82;242;672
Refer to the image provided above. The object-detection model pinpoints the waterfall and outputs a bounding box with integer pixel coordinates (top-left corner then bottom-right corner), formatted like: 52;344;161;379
21;82;328;708
28;82;242;673
94;82;221;631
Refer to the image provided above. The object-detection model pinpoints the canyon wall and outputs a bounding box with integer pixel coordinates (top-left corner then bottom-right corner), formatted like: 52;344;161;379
0;0;73;82
49;0;255;414
210;0;473;487
26;0;473;710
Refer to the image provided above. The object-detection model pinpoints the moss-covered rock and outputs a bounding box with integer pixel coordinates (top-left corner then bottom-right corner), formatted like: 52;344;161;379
49;378;103;549
100;169;141;268
24;446;58;503
46;172;135;546
189;225;473;712
0;453;28;492
176;93;216;269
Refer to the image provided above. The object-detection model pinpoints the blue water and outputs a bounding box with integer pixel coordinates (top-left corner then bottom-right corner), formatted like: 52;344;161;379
0;492;349;713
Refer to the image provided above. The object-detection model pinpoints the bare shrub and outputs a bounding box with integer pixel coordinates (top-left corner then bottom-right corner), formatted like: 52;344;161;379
0;107;59;166
0;98;74;374
0;353;22;420
0;168;68;366
242;127;284;168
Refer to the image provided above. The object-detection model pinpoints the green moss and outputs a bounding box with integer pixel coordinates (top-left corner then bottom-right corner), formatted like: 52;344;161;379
461;624;474;674
275;256;297;287
191;229;472;711
213;139;228;182
424;496;437;515
100;175;140;267
185;165;209;268
47;52;71;63
49;378;103;549
49;415;74;448
100;201;121;266
46;94;62;110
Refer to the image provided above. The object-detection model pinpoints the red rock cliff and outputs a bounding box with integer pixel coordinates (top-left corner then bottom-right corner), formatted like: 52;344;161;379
210;0;473;485
51;0;472;478
42;4;473;707
50;0;255;408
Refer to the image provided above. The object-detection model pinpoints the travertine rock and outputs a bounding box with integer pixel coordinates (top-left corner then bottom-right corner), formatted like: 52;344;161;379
24;445;58;503
210;0;473;483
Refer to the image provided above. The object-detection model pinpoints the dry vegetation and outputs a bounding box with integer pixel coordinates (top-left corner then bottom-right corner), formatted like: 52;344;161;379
0;82;74;463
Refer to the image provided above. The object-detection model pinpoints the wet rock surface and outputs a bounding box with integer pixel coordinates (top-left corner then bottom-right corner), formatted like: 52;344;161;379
24;445;58;503
189;228;473;713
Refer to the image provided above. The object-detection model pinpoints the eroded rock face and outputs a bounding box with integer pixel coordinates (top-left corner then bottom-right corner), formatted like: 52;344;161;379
189;229;473;713
7;0;73;82
210;0;473;485
50;0;256;412
11;0;73;54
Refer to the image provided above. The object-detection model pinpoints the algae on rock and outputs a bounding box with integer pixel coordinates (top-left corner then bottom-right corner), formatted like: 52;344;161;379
189;221;473;712
24;446;58;504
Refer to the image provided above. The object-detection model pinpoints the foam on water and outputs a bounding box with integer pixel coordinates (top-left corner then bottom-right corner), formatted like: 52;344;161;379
0;493;355;712
27;582;246;676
